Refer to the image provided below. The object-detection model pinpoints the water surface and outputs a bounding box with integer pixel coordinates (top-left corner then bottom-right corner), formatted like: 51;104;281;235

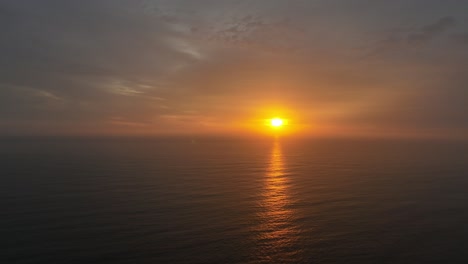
2;137;468;263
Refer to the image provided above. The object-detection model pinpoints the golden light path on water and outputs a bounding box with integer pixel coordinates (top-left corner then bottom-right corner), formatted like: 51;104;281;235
252;139;302;263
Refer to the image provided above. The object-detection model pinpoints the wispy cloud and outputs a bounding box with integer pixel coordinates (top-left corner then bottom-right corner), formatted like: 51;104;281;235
0;0;467;137
407;16;457;45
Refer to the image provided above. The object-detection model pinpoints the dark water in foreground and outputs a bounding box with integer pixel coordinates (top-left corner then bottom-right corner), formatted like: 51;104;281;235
2;137;468;263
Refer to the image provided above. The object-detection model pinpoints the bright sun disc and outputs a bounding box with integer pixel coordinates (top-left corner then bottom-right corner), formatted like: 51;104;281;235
270;118;284;127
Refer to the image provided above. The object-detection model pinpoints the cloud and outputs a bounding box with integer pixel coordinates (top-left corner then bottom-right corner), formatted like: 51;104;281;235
407;16;457;45
367;16;458;58
0;1;467;138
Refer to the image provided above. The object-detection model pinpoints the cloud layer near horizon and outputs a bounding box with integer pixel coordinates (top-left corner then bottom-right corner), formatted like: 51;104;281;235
1;0;467;138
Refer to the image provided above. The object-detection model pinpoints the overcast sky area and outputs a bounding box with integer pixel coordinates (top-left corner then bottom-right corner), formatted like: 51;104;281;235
1;0;467;138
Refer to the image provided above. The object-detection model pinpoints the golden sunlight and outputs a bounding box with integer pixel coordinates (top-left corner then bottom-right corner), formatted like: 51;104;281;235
270;118;284;128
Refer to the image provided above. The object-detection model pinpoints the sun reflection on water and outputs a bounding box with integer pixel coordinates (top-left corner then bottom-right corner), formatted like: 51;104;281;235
252;140;302;263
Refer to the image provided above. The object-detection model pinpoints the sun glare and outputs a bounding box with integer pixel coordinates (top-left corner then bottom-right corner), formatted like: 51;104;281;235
270;118;284;128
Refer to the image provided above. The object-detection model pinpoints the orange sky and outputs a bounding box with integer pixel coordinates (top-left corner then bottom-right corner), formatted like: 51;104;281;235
1;1;467;140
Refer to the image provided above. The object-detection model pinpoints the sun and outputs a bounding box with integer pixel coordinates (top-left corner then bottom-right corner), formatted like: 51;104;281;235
270;118;284;128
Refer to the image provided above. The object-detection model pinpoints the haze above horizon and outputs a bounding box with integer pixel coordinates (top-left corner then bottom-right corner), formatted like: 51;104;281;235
1;0;467;139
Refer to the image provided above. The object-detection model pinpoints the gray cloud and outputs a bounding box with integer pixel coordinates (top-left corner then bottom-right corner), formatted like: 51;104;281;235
407;16;457;45
0;0;467;137
368;16;458;57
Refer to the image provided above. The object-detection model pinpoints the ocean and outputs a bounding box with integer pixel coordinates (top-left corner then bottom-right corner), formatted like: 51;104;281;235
2;137;468;263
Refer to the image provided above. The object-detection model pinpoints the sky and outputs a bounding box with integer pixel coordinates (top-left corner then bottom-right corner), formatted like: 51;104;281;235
1;0;467;138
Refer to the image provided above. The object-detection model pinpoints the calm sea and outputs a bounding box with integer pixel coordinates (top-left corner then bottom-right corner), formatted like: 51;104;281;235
2;137;468;263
